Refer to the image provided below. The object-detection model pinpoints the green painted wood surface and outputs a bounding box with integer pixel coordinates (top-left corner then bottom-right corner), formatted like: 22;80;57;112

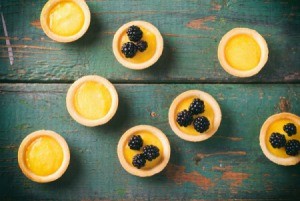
0;0;299;83
0;84;300;200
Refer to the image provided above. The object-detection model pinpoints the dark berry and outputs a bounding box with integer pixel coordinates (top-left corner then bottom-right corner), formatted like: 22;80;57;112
137;40;148;52
285;140;300;156
283;123;297;136
128;135;143;150
269;133;286;148
189;98;205;115
176;109;193;127
132;154;146;169
121;42;138;58
193;116;210;133
127;25;143;42
143;145;160;161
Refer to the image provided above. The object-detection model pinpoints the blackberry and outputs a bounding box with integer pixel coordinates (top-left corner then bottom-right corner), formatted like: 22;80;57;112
143;145;160;161
121;42;138;58
189;98;205;115
128;135;143;150
285;140;300;156
193;116;210;133
176;109;193;127
127;25;143;42
137;40;148;52
283;123;297;136
269;133;286;148
132;154;146;169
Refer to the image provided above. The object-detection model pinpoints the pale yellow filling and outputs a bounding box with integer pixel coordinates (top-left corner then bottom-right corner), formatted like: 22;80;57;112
48;1;84;36
175;97;214;136
225;34;261;70
266;119;300;158
124;131;163;169
74;81;112;120
25;136;63;176
119;26;156;63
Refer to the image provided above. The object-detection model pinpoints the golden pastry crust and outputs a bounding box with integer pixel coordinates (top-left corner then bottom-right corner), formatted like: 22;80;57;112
66;75;118;127
40;0;91;42
117;125;170;177
168;90;222;142
259;112;300;166
112;21;164;70
18;130;70;183
218;27;268;77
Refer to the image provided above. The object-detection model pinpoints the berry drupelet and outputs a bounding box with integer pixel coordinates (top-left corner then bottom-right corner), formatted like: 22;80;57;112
128;135;143;150
121;42;138;58
127;25;143;42
269;133;286;148
137;40;148;52
193;116;210;133
132;153;146;169
176;109;193;127
285;140;300;156
143;145;160;161
283;123;297;136
189;98;205;115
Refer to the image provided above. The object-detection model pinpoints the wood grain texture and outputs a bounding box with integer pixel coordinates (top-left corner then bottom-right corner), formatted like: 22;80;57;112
0;0;299;83
0;83;299;200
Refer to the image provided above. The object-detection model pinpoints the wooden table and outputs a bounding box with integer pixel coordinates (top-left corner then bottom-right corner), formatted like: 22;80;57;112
1;0;299;200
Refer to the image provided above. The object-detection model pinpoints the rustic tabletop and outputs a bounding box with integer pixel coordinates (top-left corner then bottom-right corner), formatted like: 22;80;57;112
0;0;299;200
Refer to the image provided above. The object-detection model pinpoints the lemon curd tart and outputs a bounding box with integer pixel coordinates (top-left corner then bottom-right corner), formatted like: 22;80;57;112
169;90;222;142
40;0;91;42
260;113;300;166
66;75;118;127
218;28;268;77
113;21;164;70
18;130;70;183
117;125;170;177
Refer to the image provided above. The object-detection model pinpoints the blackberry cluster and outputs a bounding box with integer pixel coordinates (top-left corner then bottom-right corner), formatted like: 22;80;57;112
176;98;210;133
128;135;143;150
130;135;160;169
283;123;297;136
285;140;300;156
269;133;286;148
121;25;148;58
193;116;210;133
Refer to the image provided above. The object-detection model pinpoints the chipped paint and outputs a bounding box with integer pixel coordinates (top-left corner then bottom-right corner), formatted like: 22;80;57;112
278;97;290;112
196;151;246;160
222;171;250;193
186;16;216;30
30;19;42;29
211;2;222;11
165;164;215;190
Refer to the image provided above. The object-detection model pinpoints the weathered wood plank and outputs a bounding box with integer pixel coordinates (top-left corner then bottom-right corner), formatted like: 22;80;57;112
0;83;299;200
0;0;299;83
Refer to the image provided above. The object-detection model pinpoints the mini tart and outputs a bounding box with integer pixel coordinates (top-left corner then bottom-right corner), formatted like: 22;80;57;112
260;113;300;166
112;21;164;70
218;28;268;77
117;125;171;177
18;130;70;183
40;0;91;42
169;90;222;142
66;75;118;127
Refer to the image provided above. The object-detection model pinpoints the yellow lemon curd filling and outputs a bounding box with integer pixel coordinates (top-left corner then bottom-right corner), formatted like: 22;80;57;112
225;34;261;71
48;1;84;36
266;119;300;158
25;136;63;176
119;26;156;63
74;81;112;120
124;131;163;169
175;97;214;136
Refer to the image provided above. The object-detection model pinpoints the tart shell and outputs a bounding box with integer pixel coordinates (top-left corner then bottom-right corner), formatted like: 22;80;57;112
18;130;70;183
112;21;164;70
40;0;91;43
259;112;300;166
117;125;171;177
169;90;222;142
218;27;268;77
66;75;119;127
